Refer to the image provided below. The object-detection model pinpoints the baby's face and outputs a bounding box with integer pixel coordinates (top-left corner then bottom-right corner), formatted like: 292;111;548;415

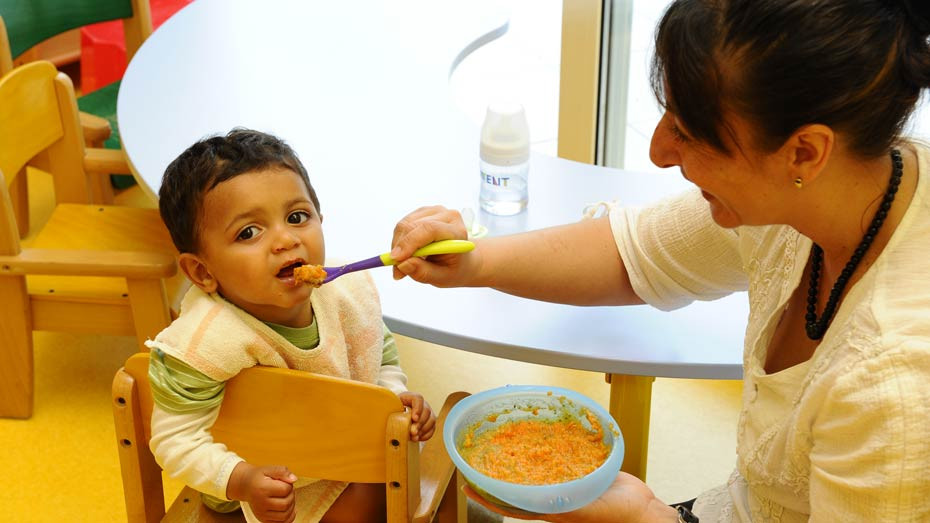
195;167;324;326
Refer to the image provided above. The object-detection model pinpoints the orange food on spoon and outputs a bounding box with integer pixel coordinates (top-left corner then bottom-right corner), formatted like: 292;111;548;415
293;264;327;287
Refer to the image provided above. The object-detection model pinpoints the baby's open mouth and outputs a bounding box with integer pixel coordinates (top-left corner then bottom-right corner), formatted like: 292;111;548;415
277;261;303;278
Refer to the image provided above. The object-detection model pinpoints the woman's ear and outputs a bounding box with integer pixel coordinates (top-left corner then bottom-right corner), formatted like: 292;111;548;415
178;252;218;293
785;124;834;186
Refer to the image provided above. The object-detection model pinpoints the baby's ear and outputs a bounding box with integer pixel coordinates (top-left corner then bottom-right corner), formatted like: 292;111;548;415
178;253;218;293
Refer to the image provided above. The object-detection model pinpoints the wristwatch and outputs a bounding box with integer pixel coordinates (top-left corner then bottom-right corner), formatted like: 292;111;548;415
674;504;700;523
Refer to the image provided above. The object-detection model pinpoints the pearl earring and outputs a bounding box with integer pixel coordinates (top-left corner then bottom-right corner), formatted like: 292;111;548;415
794;177;803;189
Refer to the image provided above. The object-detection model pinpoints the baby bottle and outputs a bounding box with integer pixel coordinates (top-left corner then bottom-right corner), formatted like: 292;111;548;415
479;103;530;216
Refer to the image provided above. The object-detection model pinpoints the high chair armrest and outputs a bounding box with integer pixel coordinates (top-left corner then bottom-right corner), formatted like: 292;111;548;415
84;147;130;176
0;248;177;278
79;112;113;145
413;391;470;523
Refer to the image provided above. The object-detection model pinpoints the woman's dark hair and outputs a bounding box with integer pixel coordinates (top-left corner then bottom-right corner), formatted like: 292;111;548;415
650;0;930;157
158;128;320;254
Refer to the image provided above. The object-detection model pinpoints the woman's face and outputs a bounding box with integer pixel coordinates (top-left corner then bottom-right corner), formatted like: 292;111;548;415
649;110;790;228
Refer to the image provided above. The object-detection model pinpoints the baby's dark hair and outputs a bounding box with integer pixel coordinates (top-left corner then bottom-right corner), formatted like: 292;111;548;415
158;128;320;254
651;0;930;157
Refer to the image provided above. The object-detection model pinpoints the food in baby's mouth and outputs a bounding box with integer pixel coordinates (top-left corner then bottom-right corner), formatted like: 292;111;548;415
293;264;327;287
459;410;608;485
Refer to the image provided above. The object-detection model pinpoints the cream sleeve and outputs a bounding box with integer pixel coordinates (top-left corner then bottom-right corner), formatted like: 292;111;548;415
377;365;408;395
609;189;749;311
149;405;244;501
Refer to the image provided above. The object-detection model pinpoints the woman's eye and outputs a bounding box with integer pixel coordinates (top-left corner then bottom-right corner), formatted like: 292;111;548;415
236;226;258;241
288;211;310;224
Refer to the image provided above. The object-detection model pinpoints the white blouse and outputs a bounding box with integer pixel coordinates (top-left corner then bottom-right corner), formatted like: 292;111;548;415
609;143;930;522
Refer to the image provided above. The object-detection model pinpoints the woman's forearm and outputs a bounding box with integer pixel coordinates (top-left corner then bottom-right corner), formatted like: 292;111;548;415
473;217;644;306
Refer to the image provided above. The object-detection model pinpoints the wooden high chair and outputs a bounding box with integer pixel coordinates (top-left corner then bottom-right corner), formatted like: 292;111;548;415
0;61;186;419
112;353;469;523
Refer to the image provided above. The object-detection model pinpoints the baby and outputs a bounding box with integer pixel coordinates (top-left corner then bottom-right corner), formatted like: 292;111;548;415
147;128;435;522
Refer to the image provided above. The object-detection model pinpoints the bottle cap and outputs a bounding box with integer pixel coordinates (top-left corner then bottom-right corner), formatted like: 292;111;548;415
480;103;530;165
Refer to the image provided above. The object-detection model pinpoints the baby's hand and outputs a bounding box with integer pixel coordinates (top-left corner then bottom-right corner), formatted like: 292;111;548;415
398;391;437;442
227;462;297;523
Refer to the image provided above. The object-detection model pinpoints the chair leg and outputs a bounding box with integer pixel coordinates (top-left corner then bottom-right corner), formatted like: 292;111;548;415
112;368;166;522
126;279;172;351
0;277;34;418
435;471;466;523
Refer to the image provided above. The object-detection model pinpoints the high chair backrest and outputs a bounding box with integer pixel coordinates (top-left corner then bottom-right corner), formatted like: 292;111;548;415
0;60;91;208
0;0;152;74
113;352;438;522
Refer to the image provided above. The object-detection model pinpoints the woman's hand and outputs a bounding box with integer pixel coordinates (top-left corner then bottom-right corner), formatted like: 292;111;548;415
227;462;298;522
390;205;478;287
398;391;437;441
464;472;679;523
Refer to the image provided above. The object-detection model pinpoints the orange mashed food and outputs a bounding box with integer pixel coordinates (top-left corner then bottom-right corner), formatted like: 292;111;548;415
293;264;327;287
460;410;608;485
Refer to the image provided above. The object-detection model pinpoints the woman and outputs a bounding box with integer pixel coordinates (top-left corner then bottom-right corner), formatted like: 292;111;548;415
389;0;930;521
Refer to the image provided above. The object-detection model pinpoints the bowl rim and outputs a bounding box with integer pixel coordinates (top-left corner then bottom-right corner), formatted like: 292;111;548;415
443;384;625;503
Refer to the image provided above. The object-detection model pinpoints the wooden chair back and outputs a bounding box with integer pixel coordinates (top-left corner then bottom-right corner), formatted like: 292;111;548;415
0;60;90;207
0;0;152;75
113;353;468;523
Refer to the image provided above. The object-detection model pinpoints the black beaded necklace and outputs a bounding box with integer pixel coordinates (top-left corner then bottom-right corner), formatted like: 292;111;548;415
804;149;903;340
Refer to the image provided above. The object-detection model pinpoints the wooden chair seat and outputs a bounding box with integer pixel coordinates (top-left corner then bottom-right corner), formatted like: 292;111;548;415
28;202;187;297
34;204;171;249
22;203;188;336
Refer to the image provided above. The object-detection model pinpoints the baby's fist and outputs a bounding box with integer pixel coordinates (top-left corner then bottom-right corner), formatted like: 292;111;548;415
398;391;437;441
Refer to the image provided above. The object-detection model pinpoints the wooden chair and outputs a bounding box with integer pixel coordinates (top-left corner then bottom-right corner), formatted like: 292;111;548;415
0;0;153;227
112;353;470;523
0;61;186;419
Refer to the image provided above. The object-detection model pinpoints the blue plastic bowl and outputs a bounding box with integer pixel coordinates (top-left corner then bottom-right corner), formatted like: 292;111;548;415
443;385;624;514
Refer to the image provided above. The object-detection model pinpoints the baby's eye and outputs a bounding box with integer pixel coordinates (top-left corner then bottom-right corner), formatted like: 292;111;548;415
287;211;310;224
236;226;259;241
